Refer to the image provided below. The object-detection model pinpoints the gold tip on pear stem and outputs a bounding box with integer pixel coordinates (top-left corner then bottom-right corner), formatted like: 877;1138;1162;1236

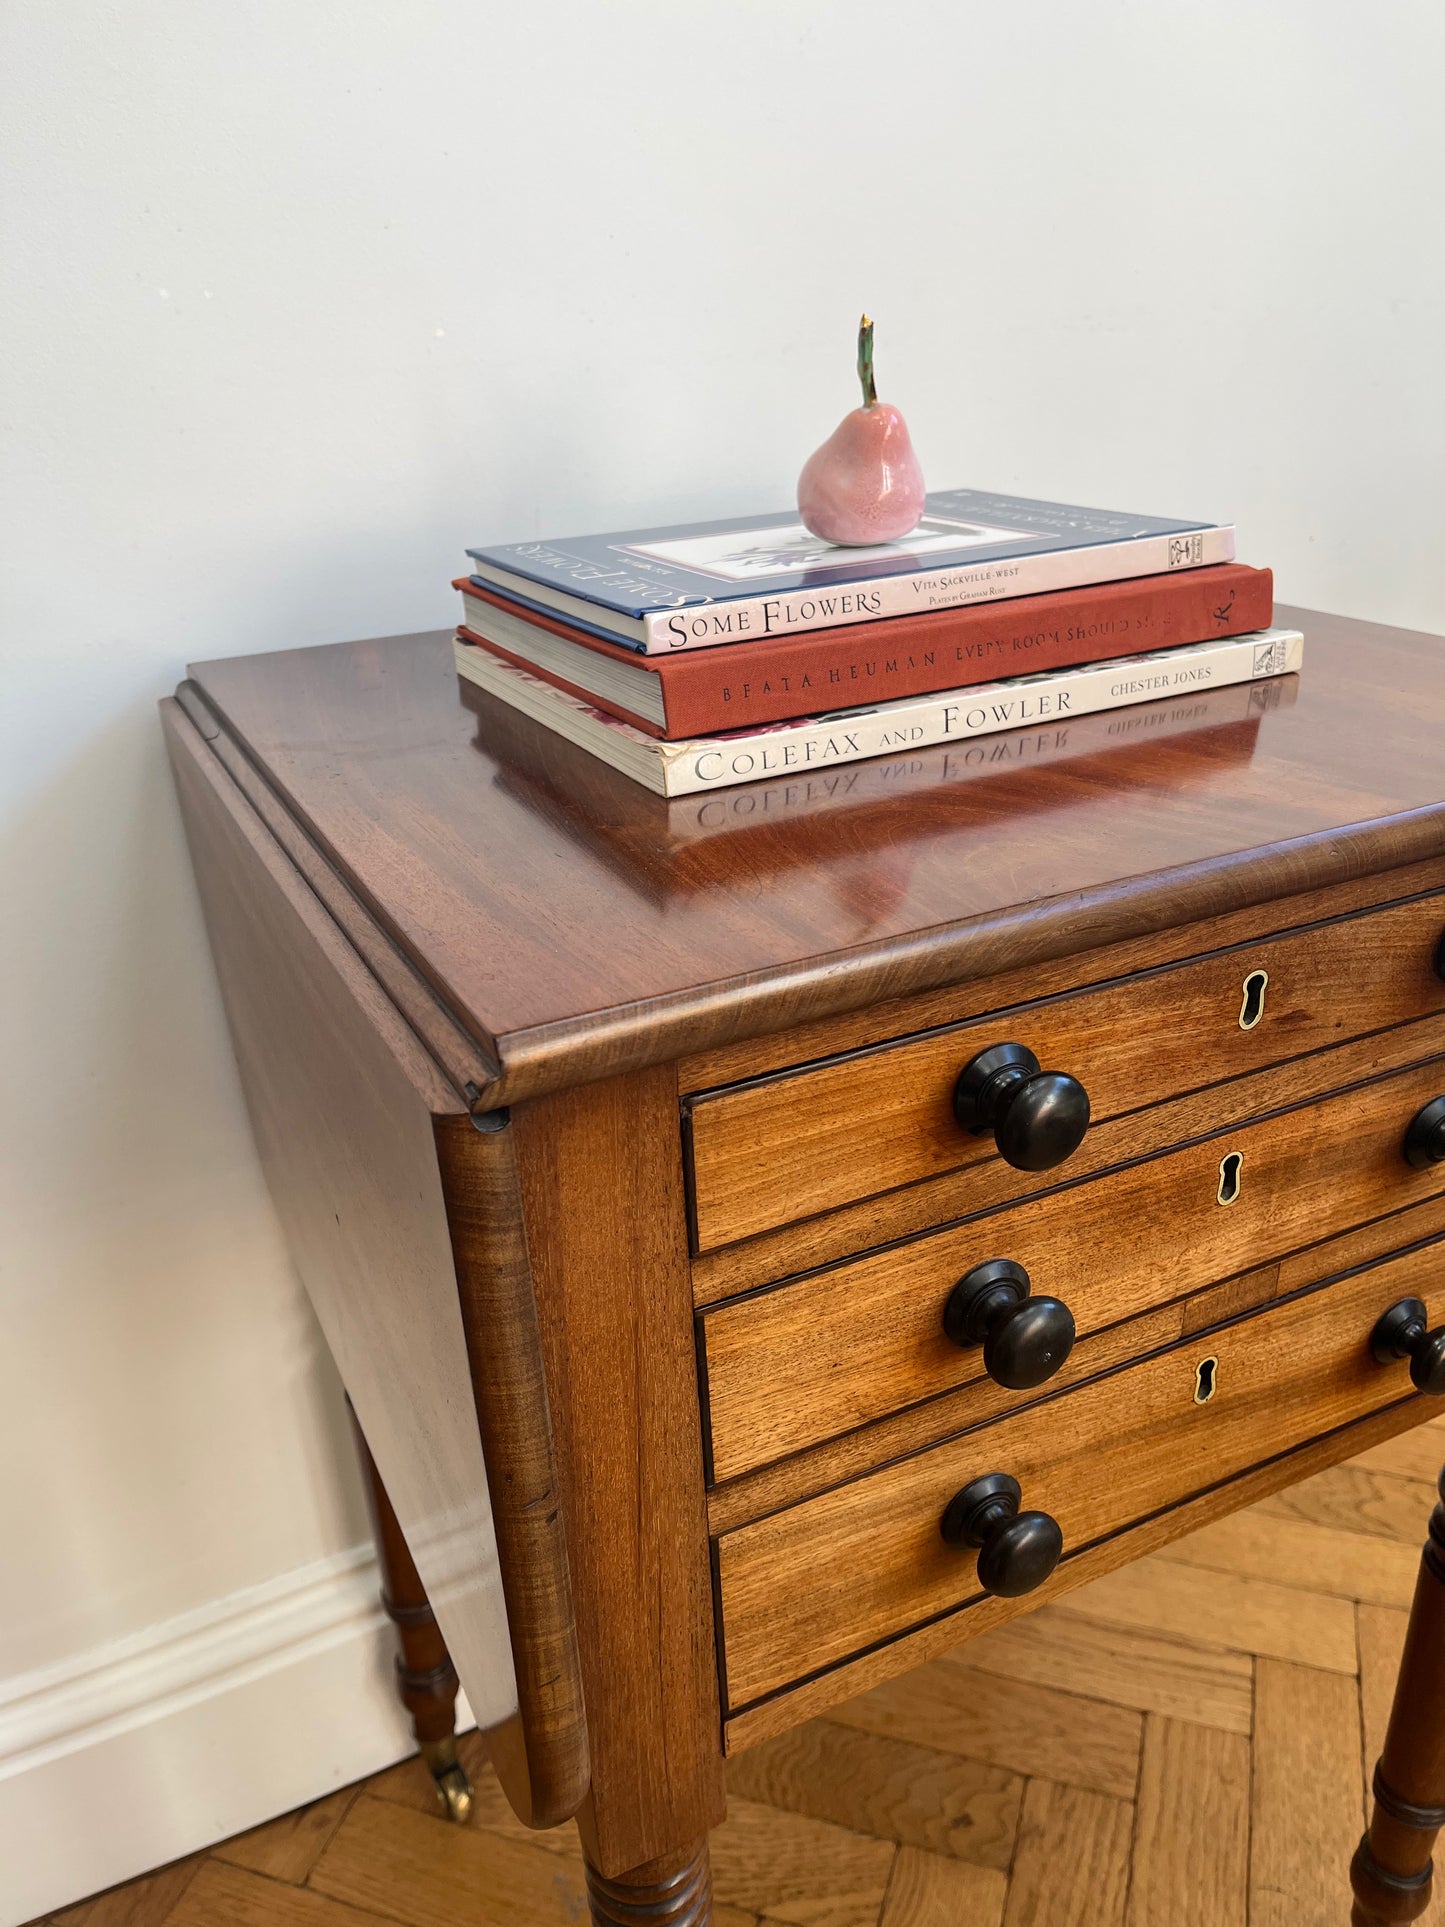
857;315;877;409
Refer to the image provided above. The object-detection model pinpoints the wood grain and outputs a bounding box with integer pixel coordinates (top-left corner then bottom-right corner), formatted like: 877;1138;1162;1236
1251;1659;1366;1927
680;853;1445;1093
62;1416;1445;1927
1354;1523;1445;1927
724;1720;1022;1869
1158;1508;1423;1607
702;1059;1445;1480
692;1011;1445;1305
160;700;513;1728
211;1788;356;1883
829;1665;1143;1800
1126;1717;1250;1927
707;1195;1445;1533
723;1405;1443;1759
310;1794;592;1925
1053;1555;1359;1672
941;1606;1254;1734
717;1252;1439;1707
432;1113;589;1830
1356;1422;1445;1482
1256;1461;1438;1544
686;889;1445;1250
173;683;498;1103
511;1068;725;1877
705;1796;895;1927
1359;1602;1413;1782
1001;1779;1133;1927
164;1861;386;1927
880;1846;1007;1927
180;611;1445;1101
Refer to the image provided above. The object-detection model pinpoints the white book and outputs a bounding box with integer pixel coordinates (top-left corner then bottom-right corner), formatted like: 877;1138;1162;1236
455;627;1304;800
465;489;1236;652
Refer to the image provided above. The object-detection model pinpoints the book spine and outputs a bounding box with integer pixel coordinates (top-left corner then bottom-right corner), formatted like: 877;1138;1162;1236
654;631;1302;797
638;526;1237;653
650;566;1272;736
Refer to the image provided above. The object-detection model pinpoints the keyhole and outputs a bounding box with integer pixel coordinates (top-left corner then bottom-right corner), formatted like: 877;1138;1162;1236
1194;1356;1219;1404
1239;969;1269;1030
1217;1151;1244;1206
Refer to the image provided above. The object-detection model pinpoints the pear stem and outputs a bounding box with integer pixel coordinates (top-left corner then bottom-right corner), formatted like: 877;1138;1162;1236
857;314;877;409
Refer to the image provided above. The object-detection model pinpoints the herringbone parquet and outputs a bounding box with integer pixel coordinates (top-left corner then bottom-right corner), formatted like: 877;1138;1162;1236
40;1417;1445;1927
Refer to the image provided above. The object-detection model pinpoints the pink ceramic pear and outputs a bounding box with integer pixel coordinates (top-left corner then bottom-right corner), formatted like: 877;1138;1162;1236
798;316;926;546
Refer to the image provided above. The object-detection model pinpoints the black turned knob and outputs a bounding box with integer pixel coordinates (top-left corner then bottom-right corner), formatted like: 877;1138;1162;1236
953;1043;1090;1172
943;1258;1076;1391
940;1472;1064;1599
1371;1298;1445;1394
1404;1096;1445;1169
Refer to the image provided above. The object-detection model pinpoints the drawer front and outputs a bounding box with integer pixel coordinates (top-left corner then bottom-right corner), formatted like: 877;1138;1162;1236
716;1241;1443;1709
701;1057;1445;1481
686;891;1445;1251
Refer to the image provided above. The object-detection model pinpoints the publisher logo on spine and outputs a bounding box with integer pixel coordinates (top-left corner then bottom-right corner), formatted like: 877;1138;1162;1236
1252;639;1289;676
1167;534;1205;568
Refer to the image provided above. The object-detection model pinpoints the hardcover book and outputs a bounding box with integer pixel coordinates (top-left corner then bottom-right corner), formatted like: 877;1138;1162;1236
465;489;1236;653
453;626;1303;799
456;564;1273;739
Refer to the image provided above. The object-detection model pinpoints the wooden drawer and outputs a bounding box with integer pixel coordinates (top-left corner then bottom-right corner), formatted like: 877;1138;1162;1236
685;891;1445;1251
716;1239;1444;1709
700;1056;1445;1481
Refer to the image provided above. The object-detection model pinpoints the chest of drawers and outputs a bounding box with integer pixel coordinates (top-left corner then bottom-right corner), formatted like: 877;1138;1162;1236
165;607;1445;1927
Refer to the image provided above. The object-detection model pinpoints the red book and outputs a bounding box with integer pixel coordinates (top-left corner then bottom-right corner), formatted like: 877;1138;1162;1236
454;563;1273;741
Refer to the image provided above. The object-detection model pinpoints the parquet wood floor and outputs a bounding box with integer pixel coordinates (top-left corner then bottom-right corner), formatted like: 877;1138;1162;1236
38;1418;1445;1927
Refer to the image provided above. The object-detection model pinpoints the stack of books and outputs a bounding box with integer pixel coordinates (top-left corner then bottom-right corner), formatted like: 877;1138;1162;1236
452;490;1301;799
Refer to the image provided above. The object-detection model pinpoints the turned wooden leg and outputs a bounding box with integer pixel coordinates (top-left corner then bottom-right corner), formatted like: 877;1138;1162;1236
1352;1466;1445;1923
584;1839;713;1926
349;1401;473;1823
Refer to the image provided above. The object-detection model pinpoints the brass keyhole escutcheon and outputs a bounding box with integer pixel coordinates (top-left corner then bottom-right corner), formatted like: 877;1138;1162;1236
1239;969;1269;1030
1194;1356;1219;1404
1217;1151;1244;1206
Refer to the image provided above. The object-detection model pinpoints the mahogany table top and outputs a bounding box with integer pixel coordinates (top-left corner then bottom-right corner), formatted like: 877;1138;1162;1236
181;607;1445;1096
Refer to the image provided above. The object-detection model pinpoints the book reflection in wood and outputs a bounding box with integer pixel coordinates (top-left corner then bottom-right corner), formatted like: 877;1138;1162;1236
468;676;1295;923
453;628;1304;798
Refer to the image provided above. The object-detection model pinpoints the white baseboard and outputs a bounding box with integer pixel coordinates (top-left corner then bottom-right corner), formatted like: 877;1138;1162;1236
0;1545;477;1925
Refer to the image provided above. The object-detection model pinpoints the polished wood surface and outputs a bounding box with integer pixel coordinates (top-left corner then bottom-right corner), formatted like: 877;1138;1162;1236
693;1004;1445;1303
686;889;1445;1251
707;1195;1445;1534
183;609;1445;1102
717;1245;1444;1713
681;852;1445;1094
1353;1469;1445;1923
583;1841;713;1926
701;1058;1445;1480
511;1071;726;1877
160;701;515;1722
166;605;1445;1926
432;1115;589;1831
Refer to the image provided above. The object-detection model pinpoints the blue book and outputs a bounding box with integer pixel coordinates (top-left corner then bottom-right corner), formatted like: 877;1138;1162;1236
465;489;1234;655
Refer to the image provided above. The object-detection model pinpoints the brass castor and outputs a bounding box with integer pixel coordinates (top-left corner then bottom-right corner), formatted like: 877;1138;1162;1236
419;1736;473;1824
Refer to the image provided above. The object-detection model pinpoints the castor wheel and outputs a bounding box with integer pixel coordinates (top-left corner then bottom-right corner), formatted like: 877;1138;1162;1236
420;1736;474;1823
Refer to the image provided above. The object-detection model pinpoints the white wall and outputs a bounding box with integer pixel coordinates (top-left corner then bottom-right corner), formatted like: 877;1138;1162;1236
2;0;1442;1912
